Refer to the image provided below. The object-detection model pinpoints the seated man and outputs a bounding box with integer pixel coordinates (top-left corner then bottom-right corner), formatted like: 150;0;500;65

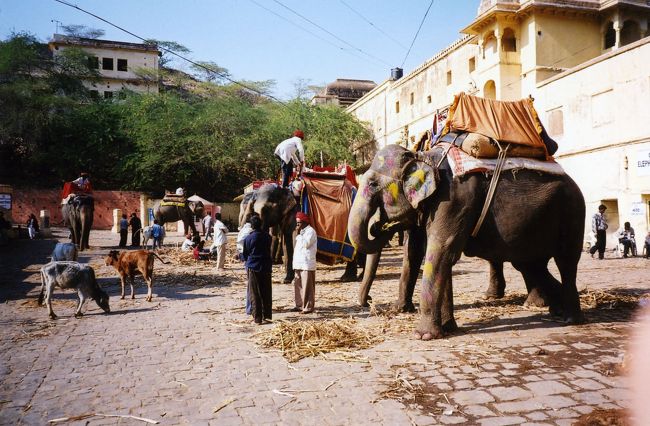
180;232;195;252
72;172;92;193
615;221;636;258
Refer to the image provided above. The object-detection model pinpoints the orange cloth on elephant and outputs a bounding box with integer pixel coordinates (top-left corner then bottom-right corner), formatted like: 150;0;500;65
443;92;547;156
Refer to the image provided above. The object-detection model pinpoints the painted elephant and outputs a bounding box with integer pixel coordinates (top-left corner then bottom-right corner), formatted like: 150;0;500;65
154;200;205;236
348;144;585;340
62;194;94;251
240;185;362;283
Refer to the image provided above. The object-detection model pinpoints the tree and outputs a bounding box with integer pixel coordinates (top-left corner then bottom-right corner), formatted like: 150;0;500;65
60;24;105;39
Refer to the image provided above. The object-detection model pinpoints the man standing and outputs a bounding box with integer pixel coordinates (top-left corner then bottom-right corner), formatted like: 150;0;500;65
118;213;128;247
242;215;273;324
292;211;317;314
129;213;142;247
589;204;608;259
211;213;229;271
202;214;214;240
151;219;164;250
274;130;305;188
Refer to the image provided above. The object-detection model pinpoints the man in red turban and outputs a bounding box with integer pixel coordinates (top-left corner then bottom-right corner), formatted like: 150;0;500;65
274;130;305;188
292;211;316;314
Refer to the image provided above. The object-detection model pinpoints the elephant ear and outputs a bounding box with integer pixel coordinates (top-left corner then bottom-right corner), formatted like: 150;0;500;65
401;157;438;209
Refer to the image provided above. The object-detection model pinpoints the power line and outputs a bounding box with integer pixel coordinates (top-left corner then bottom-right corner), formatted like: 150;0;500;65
247;0;374;66
52;0;289;105
401;0;435;68
271;0;392;67
338;0;408;51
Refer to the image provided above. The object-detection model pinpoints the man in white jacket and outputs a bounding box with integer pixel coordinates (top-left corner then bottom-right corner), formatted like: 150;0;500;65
274;130;305;188
211;213;229;271
292;211;317;314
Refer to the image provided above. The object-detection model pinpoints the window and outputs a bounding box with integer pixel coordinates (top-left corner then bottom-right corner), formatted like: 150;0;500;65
395;101;400;113
410;93;414;105
427;95;432;104
89;90;99;98
117;58;128;72
102;58;114;70
483;35;497;58
547;108;564;137
502;28;516;52
104;91;113;99
469;57;476;73
447;70;452;86
88;56;99;69
483;80;496;99
621;20;641;46
604;22;616;49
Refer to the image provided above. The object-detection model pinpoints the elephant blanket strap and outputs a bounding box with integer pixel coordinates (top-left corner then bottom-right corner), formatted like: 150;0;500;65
160;200;186;208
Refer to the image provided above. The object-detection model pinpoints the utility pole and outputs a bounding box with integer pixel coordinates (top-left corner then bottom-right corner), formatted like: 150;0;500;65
51;20;63;34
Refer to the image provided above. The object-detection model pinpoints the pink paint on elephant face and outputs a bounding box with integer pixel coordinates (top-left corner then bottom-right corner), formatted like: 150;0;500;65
382;191;394;206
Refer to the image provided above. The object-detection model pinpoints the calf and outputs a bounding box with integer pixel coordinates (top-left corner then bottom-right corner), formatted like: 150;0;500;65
39;261;110;319
105;250;168;302
141;226;165;249
51;242;78;261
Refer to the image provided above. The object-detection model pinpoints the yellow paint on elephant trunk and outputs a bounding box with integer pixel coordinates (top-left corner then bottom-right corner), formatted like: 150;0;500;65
412;169;425;183
387;182;399;202
423;262;433;277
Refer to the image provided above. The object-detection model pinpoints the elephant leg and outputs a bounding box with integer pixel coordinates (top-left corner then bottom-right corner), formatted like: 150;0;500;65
484;260;506;300
554;254;584;324
414;244;452;341
441;274;457;332
282;228;294;283
397;228;425;313
512;261;561;311
339;260;357;282
358;251;381;307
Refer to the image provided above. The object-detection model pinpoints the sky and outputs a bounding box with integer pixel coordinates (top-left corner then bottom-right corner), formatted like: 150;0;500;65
1;0;480;99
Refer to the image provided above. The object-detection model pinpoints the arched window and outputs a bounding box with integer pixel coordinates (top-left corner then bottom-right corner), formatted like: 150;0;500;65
483;34;497;58
621;20;641;46
483;80;496;100
604;22;616;49
502;28;516;52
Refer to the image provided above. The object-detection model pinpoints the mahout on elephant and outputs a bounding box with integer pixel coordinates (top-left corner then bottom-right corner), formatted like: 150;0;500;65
348;143;585;340
153;196;205;238
62;194;94;252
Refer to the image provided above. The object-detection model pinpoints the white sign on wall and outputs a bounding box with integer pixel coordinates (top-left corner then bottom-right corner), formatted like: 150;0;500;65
636;148;650;176
630;202;646;216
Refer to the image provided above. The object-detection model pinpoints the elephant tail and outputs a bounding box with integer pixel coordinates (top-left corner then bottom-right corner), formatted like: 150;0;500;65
152;253;169;264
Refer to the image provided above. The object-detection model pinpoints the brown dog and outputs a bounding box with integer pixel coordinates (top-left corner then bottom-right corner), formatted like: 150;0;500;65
105;250;168;302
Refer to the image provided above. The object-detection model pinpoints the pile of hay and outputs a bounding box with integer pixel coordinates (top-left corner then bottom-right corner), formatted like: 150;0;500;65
256;318;381;362
580;289;642;310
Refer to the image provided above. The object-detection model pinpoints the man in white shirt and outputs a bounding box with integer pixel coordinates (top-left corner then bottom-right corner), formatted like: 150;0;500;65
292;211;317;314
274;130;305;188
211;213;229;271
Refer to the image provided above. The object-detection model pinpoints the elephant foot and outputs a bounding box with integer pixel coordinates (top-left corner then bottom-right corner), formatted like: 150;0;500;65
358;295;371;308
395;301;416;313
339;273;357;282
523;289;547;308
442;317;458;333
483;291;505;301
564;310;585;325
413;318;444;340
74;312;83;318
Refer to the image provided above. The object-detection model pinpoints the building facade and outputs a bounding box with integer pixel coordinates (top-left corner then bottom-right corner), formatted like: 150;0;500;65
347;0;650;247
49;34;160;98
311;79;377;107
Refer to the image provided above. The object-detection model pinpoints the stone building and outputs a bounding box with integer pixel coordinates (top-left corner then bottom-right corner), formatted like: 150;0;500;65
48;34;160;98
347;0;650;248
311;79;377;107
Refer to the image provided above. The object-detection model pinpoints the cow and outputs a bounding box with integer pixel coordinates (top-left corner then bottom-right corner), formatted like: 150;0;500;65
51;242;78;261
39;261;110;319
104;250;168;302
140;225;165;249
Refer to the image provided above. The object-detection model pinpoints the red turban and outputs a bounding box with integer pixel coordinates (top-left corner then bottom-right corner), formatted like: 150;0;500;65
296;211;310;224
293;130;304;139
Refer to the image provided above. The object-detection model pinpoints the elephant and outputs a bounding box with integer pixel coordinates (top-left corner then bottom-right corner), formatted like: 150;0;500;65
62;194;94;251
239;184;363;283
153;199;205;237
239;185;298;283
348;144;585;340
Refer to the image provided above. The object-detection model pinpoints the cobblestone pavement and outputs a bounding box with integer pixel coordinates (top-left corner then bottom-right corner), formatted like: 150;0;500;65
1;228;648;425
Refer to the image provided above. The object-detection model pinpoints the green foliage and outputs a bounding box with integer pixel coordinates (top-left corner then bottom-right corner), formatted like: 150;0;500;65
0;33;373;200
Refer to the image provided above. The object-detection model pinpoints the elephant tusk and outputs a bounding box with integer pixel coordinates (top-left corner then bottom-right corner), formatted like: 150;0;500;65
381;221;400;231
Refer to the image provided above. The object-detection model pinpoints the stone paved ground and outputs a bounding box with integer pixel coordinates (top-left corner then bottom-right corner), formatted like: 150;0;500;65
1;228;648;425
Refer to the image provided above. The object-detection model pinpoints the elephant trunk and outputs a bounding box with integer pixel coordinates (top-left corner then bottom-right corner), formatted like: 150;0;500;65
348;196;386;255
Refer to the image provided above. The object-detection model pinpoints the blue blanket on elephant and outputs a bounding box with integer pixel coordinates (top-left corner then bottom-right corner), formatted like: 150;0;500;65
299;174;357;264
